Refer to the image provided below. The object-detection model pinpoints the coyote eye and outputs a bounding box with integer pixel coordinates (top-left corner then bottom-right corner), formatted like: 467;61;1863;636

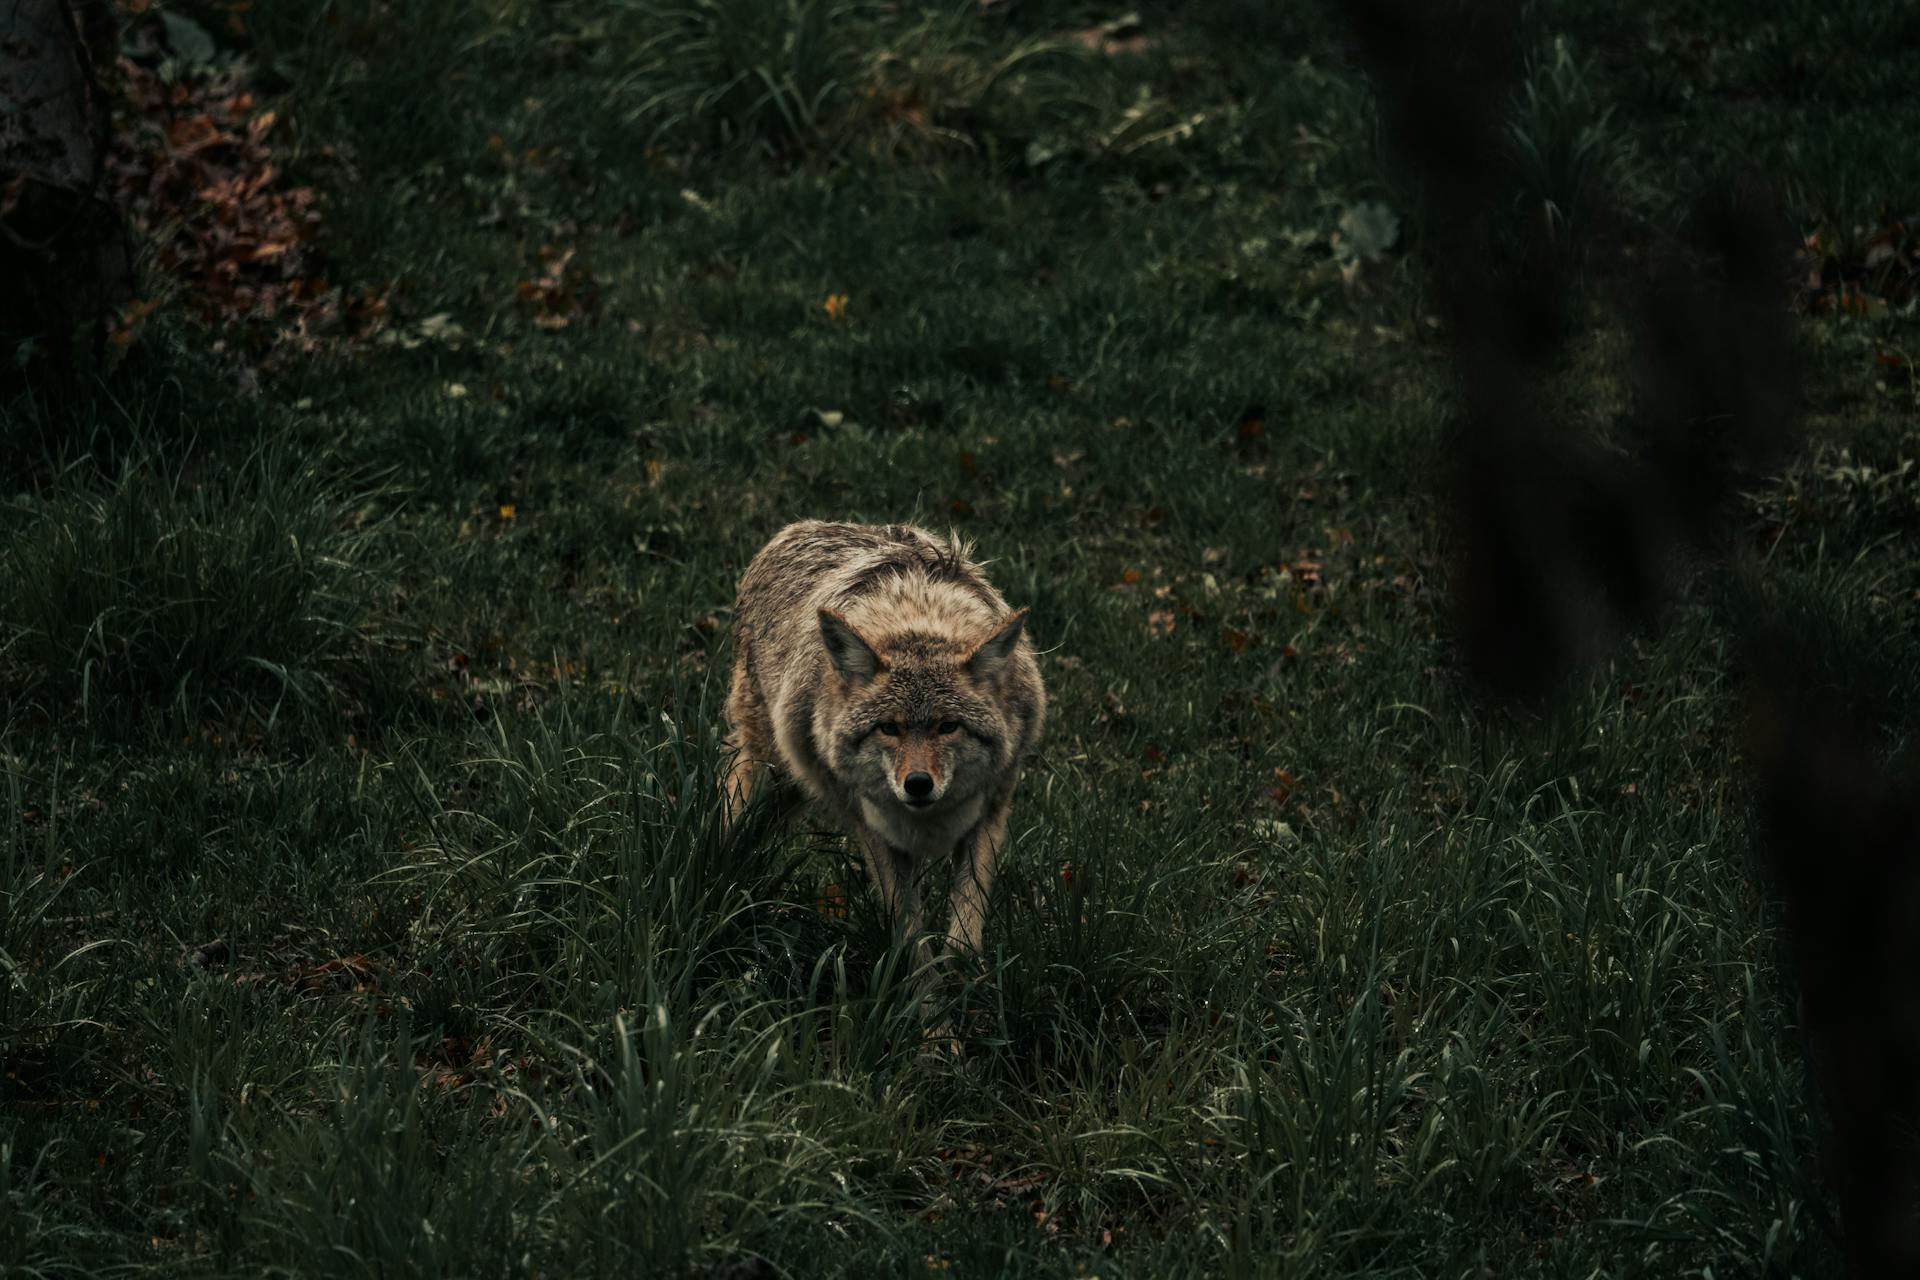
878;722;900;737
938;721;961;735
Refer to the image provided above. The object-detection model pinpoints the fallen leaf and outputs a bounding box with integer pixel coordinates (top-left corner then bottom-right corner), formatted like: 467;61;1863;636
105;34;354;353
518;245;596;331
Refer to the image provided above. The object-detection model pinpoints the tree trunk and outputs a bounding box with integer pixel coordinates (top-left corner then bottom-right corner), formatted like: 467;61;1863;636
1;0;130;344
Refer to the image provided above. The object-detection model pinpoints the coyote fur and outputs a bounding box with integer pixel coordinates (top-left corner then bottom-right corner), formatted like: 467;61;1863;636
724;520;1046;964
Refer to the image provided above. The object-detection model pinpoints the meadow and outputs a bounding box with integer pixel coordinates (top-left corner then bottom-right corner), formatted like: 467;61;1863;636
5;1;1920;1274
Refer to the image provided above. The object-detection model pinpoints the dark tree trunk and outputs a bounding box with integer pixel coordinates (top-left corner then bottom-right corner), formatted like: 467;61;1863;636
1;0;130;345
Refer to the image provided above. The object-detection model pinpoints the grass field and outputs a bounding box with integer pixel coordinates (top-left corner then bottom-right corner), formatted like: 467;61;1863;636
5;1;1920;1274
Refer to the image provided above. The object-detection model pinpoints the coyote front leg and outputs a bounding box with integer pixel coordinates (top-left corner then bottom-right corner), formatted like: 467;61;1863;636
946;795;1012;959
857;825;934;972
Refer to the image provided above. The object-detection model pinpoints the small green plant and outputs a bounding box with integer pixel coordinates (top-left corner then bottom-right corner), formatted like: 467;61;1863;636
608;0;883;155
595;0;1086;160
0;1136;97;1277
1503;36;1637;259
0;447;399;721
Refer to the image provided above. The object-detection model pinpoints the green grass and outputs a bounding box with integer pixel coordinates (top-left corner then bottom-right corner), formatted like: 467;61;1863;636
5;0;1920;1273
0;443;401;723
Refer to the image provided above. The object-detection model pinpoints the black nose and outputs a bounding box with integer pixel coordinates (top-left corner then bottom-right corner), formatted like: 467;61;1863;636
904;772;934;799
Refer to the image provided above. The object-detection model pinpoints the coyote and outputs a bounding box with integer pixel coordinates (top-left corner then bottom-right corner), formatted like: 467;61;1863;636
724;521;1046;966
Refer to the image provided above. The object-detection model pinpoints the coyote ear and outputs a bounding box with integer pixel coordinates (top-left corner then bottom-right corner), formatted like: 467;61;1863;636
966;608;1028;682
819;608;883;683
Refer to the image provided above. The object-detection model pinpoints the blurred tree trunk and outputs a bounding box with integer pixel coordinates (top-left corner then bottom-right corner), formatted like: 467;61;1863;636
1;0;129;345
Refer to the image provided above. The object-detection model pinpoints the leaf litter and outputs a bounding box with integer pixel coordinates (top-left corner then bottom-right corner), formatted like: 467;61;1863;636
106;7;387;354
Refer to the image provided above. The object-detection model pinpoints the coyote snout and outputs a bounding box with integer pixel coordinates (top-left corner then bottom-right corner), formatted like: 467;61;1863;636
722;521;1047;968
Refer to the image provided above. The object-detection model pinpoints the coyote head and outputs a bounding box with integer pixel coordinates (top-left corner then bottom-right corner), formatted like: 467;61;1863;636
816;606;1029;815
